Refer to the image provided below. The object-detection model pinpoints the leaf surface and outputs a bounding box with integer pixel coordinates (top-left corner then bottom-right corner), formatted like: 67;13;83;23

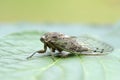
0;31;120;80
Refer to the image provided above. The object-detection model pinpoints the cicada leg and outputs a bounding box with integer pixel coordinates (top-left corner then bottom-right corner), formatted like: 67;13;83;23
46;42;56;61
49;48;56;61
26;43;47;59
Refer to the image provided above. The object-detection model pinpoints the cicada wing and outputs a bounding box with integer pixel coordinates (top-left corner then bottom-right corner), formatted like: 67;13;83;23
76;36;114;55
54;36;113;55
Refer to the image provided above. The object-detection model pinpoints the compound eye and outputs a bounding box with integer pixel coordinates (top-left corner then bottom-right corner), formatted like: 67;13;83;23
40;36;45;42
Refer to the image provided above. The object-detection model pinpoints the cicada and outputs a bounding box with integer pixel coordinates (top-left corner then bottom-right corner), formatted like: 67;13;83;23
27;32;113;59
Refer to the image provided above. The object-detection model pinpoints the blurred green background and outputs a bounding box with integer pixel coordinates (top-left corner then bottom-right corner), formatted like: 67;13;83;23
0;0;120;23
1;1;120;80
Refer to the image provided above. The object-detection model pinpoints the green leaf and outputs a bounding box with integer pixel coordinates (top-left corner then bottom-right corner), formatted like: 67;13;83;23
0;31;120;80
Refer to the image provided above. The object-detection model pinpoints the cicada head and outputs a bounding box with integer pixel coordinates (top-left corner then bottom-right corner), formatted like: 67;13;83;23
40;32;67;43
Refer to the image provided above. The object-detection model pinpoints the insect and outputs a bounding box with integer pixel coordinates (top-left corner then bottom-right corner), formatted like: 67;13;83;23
27;32;113;60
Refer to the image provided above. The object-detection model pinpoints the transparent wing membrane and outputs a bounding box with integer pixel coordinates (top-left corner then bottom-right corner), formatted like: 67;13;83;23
76;36;114;55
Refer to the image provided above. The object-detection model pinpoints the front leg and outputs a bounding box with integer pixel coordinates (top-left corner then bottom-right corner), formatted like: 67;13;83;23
26;43;47;59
